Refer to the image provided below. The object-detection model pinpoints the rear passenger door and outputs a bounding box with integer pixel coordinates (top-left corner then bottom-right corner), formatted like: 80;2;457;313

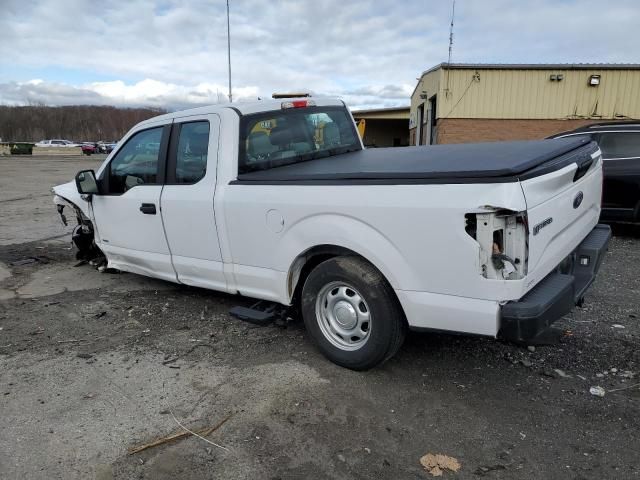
160;114;227;291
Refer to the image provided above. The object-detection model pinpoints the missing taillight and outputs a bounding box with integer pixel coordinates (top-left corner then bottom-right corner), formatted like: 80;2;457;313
465;210;529;280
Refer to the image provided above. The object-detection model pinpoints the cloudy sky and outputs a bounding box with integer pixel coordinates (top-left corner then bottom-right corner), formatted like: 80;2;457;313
1;0;639;110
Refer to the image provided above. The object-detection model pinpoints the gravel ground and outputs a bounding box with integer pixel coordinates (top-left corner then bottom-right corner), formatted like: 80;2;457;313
0;155;638;479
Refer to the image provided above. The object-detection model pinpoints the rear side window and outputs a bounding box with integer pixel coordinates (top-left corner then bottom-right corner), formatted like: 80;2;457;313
598;132;640;159
174;121;210;184
107;127;163;194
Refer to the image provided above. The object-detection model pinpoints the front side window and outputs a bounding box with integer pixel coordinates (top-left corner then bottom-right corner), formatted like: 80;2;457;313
239;106;361;174
175;121;209;183
598;132;640;159
107;127;163;194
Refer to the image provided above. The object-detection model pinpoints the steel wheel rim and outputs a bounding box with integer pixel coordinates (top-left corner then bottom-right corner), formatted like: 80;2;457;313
315;281;371;351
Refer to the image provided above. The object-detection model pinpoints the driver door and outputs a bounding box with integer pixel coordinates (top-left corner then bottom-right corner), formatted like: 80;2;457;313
91;123;177;282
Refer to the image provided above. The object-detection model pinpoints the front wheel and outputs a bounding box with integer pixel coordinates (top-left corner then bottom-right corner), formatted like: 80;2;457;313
301;256;406;370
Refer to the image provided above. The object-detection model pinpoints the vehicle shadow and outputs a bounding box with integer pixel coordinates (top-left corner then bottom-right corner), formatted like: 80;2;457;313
609;222;640;238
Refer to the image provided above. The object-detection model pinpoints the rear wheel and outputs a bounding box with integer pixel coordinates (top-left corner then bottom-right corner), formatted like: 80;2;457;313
301;256;406;370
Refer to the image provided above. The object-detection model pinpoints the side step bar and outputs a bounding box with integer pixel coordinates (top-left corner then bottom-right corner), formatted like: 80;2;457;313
229;300;292;326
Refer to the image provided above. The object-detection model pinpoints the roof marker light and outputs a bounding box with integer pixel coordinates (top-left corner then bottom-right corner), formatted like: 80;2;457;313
281;99;316;109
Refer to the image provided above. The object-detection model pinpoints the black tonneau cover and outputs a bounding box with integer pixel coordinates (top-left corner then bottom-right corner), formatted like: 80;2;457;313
236;137;597;184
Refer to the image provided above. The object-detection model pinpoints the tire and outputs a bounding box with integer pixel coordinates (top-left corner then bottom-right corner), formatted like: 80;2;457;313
301;256;406;370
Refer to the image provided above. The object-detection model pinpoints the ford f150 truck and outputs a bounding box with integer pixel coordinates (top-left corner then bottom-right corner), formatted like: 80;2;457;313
52;96;611;370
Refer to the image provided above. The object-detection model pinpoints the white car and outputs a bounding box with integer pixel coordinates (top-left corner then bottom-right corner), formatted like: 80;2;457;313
35;139;81;147
52;96;611;369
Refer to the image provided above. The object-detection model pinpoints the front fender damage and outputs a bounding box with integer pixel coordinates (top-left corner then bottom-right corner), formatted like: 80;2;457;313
52;183;103;262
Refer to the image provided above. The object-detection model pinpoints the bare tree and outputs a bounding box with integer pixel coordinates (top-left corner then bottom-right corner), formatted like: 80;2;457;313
0;105;166;142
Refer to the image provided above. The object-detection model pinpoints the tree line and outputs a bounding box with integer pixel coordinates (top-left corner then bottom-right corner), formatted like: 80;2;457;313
0;105;167;143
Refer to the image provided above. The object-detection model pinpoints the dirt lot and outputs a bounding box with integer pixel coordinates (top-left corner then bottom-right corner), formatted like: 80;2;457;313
0;155;639;480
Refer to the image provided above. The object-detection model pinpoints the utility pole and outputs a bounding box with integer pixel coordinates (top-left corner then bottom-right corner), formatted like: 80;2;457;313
226;0;232;102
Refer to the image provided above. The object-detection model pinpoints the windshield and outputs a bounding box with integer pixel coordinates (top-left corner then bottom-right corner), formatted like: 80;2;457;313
238;106;361;173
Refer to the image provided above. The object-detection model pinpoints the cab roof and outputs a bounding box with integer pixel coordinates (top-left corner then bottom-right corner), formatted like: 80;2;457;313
137;96;346;127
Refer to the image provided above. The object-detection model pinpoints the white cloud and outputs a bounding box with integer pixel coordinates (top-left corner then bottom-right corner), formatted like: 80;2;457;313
0;79;261;110
0;0;639;110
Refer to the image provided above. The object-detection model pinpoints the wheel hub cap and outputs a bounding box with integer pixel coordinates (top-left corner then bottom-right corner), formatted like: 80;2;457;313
314;282;371;351
334;301;357;329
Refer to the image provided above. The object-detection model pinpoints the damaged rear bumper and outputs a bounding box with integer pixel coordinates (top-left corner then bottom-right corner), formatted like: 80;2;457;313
498;224;611;342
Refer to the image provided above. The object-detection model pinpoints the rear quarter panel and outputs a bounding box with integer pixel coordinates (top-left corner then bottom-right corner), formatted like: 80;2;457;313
219;181;527;304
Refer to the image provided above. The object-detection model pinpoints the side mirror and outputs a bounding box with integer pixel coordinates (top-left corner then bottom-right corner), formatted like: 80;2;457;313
75;170;99;195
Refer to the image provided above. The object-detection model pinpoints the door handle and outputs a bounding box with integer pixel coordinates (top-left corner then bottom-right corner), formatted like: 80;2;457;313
140;203;157;215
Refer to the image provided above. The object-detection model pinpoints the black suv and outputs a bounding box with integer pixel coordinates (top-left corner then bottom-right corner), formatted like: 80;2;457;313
549;122;640;223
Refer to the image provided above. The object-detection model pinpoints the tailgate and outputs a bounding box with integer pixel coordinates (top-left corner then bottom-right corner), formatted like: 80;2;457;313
520;144;602;289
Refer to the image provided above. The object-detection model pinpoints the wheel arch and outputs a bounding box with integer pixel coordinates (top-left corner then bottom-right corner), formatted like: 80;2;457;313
286;244;409;326
288;244;356;302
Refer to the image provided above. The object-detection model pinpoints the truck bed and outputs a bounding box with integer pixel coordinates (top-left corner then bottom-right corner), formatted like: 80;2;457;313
235;137;597;184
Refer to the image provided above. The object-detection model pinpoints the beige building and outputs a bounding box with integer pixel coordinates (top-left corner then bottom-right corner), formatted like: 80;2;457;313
410;63;640;145
352;107;410;147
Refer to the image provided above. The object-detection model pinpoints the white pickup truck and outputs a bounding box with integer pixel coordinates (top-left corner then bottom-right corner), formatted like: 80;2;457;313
52;96;611;370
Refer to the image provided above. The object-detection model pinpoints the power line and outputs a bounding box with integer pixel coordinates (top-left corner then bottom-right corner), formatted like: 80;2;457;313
442;74;476;120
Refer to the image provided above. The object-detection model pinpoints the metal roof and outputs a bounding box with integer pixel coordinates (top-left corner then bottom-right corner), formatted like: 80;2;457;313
351;106;410;114
420;62;640;77
351;106;410;120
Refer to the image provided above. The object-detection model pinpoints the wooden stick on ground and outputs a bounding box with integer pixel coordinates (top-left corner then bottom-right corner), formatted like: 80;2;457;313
127;412;233;455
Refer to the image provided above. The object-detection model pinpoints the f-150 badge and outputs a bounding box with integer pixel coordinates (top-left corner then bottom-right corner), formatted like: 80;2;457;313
533;217;553;235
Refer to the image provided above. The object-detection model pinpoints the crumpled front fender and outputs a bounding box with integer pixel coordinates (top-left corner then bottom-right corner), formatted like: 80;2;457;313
52;180;91;218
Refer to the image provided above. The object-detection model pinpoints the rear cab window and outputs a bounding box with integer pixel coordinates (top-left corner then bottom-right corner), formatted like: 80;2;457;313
238;106;361;174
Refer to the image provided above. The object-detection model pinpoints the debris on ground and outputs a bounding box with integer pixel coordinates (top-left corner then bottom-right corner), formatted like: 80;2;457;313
608;382;640;393
419;453;461;476
127;413;233;455
554;369;571;378
474;464;506;476
10;257;48;266
589;386;606;397
612;324;626;329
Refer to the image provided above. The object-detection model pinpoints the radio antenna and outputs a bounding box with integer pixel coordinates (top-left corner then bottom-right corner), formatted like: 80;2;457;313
445;0;456;95
226;0;232;102
447;0;455;65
